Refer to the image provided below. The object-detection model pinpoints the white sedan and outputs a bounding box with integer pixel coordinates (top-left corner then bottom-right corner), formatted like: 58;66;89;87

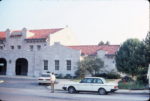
62;77;118;95
38;74;51;85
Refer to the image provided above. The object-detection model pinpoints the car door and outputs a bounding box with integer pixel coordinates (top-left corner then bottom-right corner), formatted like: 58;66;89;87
76;78;93;91
91;78;104;91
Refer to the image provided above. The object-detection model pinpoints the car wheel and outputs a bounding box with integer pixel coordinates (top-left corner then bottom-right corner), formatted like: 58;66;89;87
68;87;76;94
98;88;107;95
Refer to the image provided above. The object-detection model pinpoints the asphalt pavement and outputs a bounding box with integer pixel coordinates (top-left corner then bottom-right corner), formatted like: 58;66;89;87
51;79;149;94
0;76;149;101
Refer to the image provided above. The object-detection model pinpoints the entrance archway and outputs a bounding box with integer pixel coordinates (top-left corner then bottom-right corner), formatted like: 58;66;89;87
0;58;7;75
16;58;28;76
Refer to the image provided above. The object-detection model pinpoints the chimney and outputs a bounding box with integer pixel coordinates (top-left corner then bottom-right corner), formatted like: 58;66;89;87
5;28;11;38
21;27;27;38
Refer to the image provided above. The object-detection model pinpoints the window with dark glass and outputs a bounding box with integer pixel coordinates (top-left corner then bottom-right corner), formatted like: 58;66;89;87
66;60;71;70
30;45;33;51
17;45;21;49
55;60;59;70
0;46;3;50
11;46;14;50
37;45;41;50
44;60;48;70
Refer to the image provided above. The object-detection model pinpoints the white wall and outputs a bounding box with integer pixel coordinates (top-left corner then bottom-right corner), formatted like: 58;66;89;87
39;42;80;76
50;27;79;46
97;50;117;73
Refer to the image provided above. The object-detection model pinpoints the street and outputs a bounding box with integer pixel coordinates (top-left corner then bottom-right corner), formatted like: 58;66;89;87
0;76;149;101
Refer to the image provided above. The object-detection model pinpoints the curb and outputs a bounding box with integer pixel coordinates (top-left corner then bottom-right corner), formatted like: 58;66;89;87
47;86;150;94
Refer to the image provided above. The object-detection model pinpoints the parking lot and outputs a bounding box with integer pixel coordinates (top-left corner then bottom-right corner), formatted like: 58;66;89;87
0;76;149;101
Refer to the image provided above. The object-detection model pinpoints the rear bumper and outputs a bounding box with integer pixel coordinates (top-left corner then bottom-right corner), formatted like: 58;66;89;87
110;89;118;92
38;80;50;84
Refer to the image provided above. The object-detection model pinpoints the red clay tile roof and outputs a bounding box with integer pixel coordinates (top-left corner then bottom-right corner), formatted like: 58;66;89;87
0;28;63;39
0;32;6;39
68;45;120;55
10;30;22;37
28;28;63;39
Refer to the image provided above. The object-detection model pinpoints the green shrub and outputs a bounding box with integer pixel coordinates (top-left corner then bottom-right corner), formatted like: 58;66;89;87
118;76;134;84
106;72;121;79
56;74;63;79
118;82;134;89
94;72;121;79
64;74;73;79
75;69;85;78
118;81;146;89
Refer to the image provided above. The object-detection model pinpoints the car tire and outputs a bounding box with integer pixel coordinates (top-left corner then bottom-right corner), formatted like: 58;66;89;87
98;88;107;95
68;87;76;94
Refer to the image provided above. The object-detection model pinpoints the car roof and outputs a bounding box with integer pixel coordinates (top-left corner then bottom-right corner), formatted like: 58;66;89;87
84;77;104;79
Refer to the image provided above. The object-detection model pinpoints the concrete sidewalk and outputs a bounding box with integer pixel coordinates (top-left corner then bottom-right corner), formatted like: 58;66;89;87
48;79;75;90
116;89;149;95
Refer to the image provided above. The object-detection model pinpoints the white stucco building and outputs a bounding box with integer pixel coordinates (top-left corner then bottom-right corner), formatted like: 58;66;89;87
0;27;119;77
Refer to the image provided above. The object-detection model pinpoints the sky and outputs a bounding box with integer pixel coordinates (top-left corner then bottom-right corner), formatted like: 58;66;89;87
0;0;149;45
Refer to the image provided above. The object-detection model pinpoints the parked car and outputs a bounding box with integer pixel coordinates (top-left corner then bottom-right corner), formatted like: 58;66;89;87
38;73;58;85
38;73;51;85
62;77;118;95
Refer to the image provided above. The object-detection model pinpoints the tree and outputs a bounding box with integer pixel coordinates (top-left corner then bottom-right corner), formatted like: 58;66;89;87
75;61;88;78
115;39;147;77
75;56;104;77
144;32;150;64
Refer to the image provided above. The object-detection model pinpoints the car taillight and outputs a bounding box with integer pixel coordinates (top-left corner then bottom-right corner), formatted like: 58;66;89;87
38;79;43;80
114;86;118;89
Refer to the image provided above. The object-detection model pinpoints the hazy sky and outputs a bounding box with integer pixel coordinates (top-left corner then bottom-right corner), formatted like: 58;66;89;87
0;0;149;45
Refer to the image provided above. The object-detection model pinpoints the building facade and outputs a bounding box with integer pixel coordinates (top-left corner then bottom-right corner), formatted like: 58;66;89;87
0;27;119;77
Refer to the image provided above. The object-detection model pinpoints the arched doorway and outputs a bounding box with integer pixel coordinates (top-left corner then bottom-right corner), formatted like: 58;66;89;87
16;58;28;76
0;58;7;75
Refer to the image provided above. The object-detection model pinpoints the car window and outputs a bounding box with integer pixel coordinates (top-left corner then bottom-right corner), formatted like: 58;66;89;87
92;78;103;84
80;78;93;83
86;78;93;83
80;78;87;83
96;79;103;84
